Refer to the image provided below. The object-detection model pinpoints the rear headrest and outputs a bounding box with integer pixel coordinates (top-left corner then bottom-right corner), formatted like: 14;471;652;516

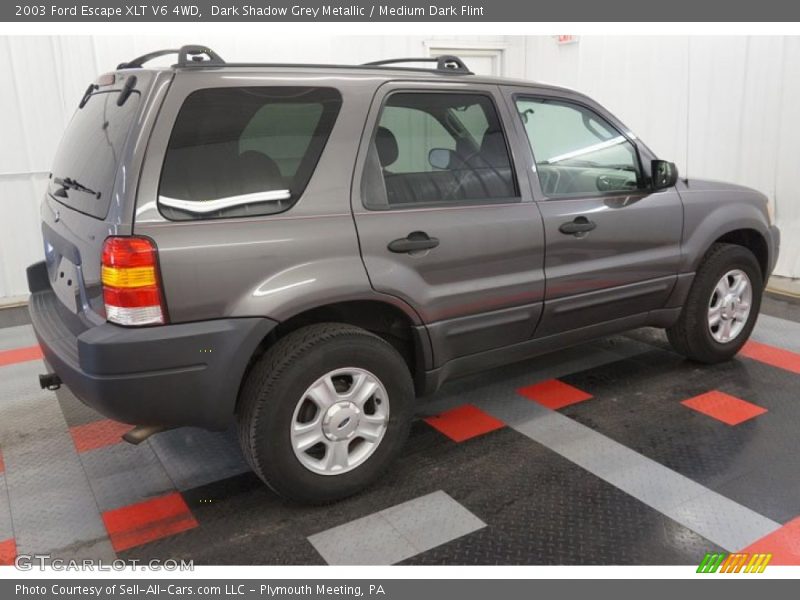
376;126;399;168
236;150;282;186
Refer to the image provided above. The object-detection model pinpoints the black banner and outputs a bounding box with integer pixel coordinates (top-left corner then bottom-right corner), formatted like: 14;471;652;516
5;0;800;22
4;579;800;599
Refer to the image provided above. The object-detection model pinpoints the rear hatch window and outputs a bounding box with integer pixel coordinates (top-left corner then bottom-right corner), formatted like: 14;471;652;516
158;86;342;220
48;73;142;219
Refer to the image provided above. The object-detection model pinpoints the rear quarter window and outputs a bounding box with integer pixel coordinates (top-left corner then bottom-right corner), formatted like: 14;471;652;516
158;86;342;220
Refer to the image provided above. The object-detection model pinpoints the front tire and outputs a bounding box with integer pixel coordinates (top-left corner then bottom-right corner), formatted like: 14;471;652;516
237;323;414;504
667;243;762;363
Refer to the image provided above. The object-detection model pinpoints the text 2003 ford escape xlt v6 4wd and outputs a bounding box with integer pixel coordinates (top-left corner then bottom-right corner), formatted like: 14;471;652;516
28;46;780;503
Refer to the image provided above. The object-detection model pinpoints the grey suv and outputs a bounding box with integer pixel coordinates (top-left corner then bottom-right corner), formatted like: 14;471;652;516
27;46;780;502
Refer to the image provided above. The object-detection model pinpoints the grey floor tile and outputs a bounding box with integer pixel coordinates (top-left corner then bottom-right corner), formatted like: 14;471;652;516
80;443;175;512
309;491;485;565
45;537;117;563
381;491;485;553
0;362;52;436
148;427;250;491
752;313;800;353
602;461;703;513
8;483;108;556
0;324;36;353
309;513;417;565
667;491;781;552
0;474;12;540
55;386;104;428
0;360;110;557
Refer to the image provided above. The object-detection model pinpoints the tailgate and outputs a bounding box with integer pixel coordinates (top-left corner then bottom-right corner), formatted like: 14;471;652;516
40;70;157;320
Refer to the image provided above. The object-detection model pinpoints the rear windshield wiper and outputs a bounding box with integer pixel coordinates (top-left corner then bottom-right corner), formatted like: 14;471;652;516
78;74;138;109
53;176;102;199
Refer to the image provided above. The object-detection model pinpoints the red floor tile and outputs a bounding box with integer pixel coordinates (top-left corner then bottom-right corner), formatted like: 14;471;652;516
70;419;131;453
739;340;800;375
681;391;767;426
741;516;800;565
0;345;42;368
102;492;198;552
0;539;16;566
425;404;505;442
517;379;593;410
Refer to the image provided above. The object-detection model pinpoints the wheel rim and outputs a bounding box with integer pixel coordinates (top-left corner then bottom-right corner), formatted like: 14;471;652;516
708;269;753;343
290;367;389;476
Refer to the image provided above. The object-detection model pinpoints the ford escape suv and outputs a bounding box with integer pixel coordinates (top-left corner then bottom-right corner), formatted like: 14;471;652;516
27;46;780;503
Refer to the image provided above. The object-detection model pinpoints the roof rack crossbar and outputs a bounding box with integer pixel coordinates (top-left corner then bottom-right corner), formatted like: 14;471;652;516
363;55;472;74
117;45;225;70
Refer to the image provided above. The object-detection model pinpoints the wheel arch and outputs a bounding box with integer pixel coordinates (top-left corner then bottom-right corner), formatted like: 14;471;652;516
237;298;432;408
712;228;769;282
681;196;772;282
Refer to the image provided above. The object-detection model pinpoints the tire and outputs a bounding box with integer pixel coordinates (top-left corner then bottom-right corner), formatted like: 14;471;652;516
667;243;763;363
237;323;414;504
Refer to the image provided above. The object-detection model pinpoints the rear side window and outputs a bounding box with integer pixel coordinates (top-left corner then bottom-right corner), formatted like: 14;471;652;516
362;92;518;209
159;87;341;220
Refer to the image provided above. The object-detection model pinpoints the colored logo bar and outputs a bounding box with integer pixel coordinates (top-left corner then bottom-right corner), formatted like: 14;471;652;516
697;552;772;573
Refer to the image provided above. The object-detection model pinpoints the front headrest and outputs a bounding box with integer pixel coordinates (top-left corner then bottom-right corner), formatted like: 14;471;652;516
376;126;399;167
480;130;511;167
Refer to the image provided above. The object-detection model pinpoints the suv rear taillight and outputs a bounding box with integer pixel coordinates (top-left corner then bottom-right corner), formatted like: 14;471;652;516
101;237;167;326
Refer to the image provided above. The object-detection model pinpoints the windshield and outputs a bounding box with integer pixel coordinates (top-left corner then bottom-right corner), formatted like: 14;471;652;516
49;86;140;219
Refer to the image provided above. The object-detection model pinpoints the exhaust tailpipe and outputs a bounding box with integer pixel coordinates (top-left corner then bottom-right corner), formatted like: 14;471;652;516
39;373;62;391
122;425;171;445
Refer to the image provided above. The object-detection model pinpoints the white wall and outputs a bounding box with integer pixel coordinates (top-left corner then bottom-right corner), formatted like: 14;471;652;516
0;35;798;303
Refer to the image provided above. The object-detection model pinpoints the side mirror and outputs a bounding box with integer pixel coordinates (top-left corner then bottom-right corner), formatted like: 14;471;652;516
429;148;455;170
651;159;679;190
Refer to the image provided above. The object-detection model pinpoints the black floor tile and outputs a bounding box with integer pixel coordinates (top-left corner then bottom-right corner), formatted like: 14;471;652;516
122;420;721;565
560;345;800;523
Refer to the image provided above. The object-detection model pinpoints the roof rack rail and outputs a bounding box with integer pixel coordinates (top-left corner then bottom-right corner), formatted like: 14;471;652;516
117;45;225;70
115;47;471;74
363;55;472;74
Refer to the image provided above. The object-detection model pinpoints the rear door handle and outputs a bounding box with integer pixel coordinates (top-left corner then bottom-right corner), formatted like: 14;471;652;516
559;216;597;235
387;231;440;253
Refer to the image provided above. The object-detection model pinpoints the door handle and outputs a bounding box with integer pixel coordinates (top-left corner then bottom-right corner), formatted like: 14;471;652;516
559;216;597;235
387;231;440;253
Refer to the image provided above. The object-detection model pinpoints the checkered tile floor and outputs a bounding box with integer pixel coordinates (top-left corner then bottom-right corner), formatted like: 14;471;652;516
1;296;800;565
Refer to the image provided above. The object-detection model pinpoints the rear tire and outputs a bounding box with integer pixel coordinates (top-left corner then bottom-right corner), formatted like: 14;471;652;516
666;243;762;363
237;323;414;504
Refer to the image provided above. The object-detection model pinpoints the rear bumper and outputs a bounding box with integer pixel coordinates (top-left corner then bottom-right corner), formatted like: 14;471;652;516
27;261;276;430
